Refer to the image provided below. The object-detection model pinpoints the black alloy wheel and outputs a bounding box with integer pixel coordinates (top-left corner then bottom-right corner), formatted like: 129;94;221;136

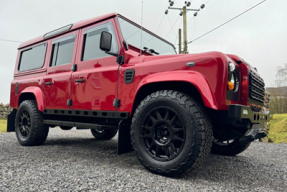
15;100;49;146
140;107;185;161
17;110;32;139
91;128;118;140
131;90;213;177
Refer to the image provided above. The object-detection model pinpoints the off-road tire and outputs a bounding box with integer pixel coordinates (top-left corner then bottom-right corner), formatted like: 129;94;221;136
91;128;118;140
211;138;251;156
15;100;49;146
60;126;73;130
131;90;213;177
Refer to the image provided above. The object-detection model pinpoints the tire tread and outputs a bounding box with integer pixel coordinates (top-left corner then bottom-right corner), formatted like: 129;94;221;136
15;100;49;146
131;90;213;177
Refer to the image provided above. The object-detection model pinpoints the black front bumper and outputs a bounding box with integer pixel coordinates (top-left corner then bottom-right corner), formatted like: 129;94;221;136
228;104;272;123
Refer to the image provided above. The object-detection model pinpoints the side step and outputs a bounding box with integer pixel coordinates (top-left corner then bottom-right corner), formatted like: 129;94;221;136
43;120;117;130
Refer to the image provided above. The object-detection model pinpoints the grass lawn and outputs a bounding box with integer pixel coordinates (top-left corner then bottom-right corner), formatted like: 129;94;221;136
268;114;287;143
0;119;7;133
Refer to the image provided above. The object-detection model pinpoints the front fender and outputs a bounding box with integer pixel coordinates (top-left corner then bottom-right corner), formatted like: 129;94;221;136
20;87;45;111
136;71;218;110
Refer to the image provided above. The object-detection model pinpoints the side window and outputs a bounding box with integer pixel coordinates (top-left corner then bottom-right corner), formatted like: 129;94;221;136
82;22;118;61
50;34;76;67
18;43;47;71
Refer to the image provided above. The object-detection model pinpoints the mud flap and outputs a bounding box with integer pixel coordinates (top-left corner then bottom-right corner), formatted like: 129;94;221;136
7;109;16;132
118;120;133;154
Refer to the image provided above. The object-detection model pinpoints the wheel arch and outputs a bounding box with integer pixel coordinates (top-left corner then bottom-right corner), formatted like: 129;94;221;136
131;71;218;116
18;87;45;111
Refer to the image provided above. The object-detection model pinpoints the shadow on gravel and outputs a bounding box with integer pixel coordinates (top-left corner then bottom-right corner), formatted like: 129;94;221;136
42;137;140;169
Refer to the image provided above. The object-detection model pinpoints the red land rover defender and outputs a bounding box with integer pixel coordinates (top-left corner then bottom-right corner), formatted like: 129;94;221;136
7;13;272;177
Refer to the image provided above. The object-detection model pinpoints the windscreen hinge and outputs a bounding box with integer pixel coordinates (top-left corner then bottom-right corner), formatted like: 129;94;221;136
67;99;72;106
113;99;120;108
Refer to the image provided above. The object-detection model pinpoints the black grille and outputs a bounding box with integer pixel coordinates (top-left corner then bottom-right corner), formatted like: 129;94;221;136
249;70;265;105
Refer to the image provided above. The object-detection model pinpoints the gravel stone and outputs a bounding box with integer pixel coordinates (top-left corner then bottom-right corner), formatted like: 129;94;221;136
0;128;286;191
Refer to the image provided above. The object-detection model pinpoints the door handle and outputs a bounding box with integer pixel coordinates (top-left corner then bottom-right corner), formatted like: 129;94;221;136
44;82;53;85
75;78;86;83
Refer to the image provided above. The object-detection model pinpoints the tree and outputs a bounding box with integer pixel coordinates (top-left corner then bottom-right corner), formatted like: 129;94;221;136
271;64;287;114
276;63;287;87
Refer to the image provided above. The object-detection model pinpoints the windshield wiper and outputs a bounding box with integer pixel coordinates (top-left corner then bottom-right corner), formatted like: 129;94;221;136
143;47;159;55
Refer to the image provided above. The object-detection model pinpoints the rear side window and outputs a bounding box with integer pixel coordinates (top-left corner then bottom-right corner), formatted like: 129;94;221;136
18;43;47;72
50;34;76;67
82;22;118;61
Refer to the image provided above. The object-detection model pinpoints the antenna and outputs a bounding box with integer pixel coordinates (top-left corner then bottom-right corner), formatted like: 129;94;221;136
140;0;143;63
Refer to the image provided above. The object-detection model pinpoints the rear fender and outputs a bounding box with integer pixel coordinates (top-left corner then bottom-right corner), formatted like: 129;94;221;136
135;71;218;110
20;87;45;111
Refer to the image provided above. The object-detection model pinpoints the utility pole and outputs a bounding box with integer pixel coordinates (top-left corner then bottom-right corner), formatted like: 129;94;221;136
178;28;181;54
182;6;187;54
165;1;205;54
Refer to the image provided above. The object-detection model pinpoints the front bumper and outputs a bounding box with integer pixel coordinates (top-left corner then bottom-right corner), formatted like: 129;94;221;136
228;104;272;123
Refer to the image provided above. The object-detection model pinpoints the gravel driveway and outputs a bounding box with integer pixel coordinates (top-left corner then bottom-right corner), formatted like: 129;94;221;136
0;128;286;192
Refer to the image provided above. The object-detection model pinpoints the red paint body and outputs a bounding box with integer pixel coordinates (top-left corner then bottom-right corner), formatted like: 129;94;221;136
10;13;262;115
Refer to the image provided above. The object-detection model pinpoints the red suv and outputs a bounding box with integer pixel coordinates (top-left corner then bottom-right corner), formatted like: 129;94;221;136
7;13;272;176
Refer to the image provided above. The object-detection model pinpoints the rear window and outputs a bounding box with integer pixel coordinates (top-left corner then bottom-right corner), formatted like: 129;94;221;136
18;43;47;72
50;34;76;67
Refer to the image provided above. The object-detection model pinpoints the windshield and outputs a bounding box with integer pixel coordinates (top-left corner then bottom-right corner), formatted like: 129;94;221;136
118;17;176;55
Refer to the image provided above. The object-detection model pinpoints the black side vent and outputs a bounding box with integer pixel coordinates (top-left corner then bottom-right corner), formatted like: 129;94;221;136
124;69;135;84
15;82;18;94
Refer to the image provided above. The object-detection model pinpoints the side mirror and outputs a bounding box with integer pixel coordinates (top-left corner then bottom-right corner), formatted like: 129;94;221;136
100;31;112;52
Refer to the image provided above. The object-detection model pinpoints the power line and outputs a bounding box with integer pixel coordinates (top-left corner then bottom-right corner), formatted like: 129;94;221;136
189;17;196;40
205;0;212;5
165;15;179;38
0;39;22;43
187;0;211;25
155;15;166;34
154;2;169;34
174;19;183;44
188;0;267;44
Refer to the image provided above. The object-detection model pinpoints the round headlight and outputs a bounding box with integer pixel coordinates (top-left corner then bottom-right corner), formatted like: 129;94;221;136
231;72;235;85
228;62;236;72
228;71;239;92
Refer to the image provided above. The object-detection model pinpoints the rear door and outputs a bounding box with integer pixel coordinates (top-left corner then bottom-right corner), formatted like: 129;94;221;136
71;19;120;111
43;30;79;109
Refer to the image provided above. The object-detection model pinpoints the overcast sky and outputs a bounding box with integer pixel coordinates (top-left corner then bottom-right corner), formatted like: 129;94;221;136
0;0;286;104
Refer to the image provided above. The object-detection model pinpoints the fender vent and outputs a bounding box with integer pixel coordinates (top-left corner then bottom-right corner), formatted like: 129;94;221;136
124;69;135;84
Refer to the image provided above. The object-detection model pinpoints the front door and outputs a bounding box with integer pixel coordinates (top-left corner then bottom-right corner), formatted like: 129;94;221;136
43;31;79;109
71;19;120;111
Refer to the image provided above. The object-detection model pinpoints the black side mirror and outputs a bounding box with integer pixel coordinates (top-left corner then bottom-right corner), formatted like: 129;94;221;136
100;31;112;52
99;31;124;65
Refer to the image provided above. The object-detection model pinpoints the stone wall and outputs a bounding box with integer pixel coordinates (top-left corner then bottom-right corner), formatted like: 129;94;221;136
0;104;13;119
